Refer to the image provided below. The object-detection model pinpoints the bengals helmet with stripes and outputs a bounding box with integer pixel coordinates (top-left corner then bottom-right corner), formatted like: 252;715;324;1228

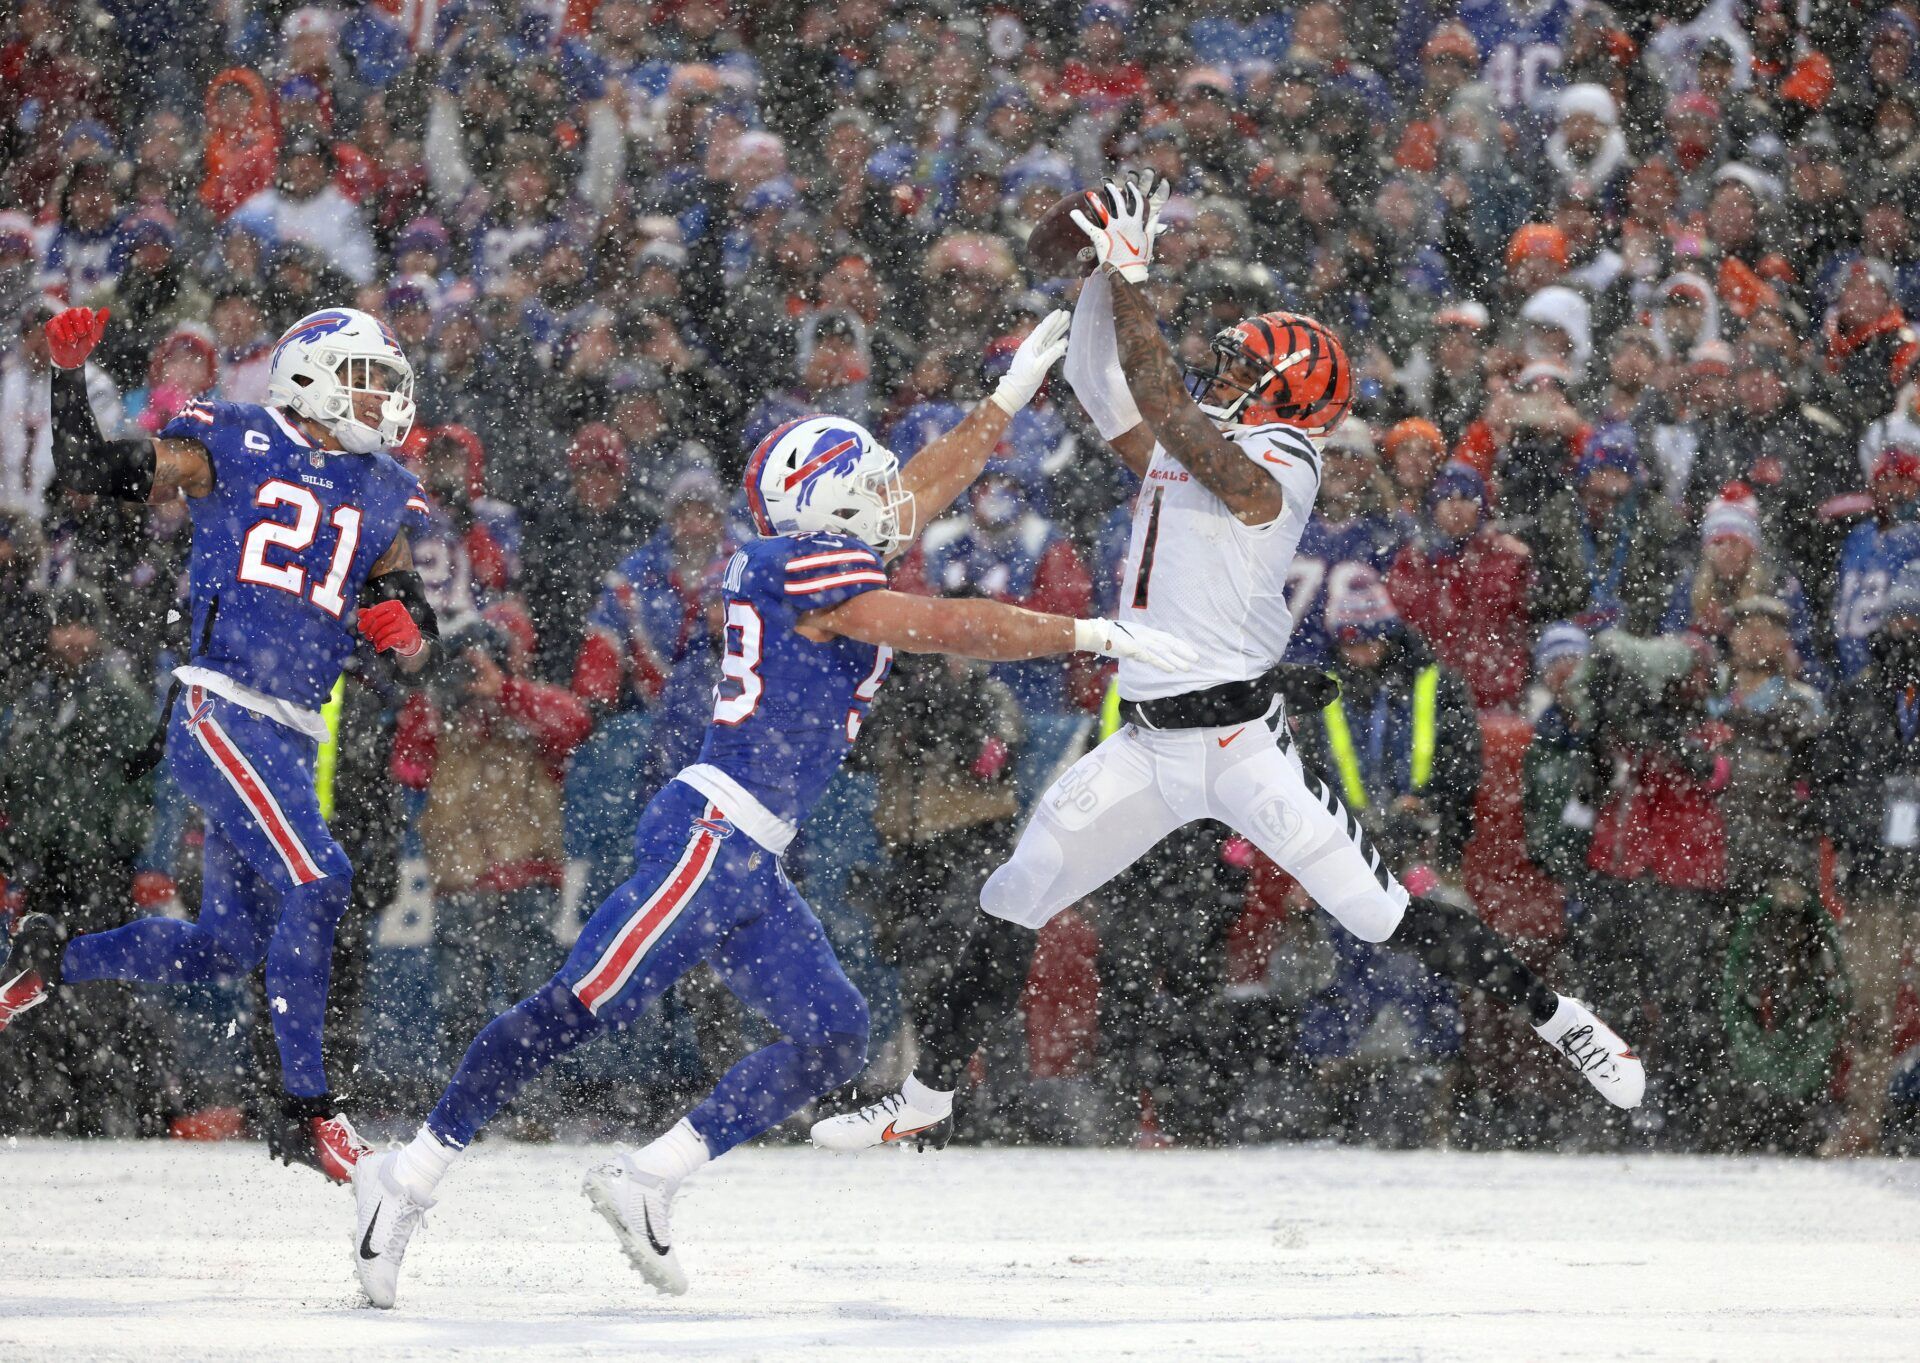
1184;310;1352;434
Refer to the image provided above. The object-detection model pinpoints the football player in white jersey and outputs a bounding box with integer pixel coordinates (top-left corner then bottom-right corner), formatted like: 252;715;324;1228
816;173;1642;1152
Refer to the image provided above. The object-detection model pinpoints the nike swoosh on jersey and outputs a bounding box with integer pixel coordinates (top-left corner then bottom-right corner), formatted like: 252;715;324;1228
1217;727;1246;747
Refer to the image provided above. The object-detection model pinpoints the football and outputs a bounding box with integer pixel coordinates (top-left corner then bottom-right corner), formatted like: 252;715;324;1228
1024;183;1116;278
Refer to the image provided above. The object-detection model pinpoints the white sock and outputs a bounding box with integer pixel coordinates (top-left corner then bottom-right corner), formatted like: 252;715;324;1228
392;1126;459;1202
631;1118;712;1185
903;1073;953;1119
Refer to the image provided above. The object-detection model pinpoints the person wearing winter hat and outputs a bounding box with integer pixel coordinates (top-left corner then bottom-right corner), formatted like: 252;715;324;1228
1548;84;1630;202
1527;421;1685;633
1664;483;1822;676
1387;462;1538;708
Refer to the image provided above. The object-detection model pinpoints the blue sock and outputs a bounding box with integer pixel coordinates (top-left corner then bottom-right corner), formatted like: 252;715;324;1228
427;980;600;1148
62;918;258;984
687;1030;868;1157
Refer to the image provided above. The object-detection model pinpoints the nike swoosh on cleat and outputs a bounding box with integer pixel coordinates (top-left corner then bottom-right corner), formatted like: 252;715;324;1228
1217;728;1246;748
881;1120;939;1142
359;1205;381;1261
640;1202;670;1257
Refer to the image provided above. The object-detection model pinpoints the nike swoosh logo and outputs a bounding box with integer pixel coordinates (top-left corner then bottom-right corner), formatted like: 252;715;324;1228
881;1119;939;1142
641;1201;670;1257
359;1205;381;1261
1217;728;1247;748
1261;450;1295;466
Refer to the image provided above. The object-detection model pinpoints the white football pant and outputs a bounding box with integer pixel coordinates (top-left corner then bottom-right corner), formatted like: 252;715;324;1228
982;714;1407;942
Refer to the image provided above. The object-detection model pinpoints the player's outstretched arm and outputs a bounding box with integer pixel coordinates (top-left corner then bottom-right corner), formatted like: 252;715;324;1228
1063;267;1154;478
1073;177;1281;525
1105;275;1280;525
895;309;1070;529
45;307;213;503
358;533;440;675
801;589;1198;672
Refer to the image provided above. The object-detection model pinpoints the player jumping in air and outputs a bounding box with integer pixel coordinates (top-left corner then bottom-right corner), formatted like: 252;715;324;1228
348;310;1200;1308
0;306;438;1180
814;172;1643;1154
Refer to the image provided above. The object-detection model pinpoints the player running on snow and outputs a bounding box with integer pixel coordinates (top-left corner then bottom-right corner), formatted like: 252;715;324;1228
814;172;1643;1154
0;306;439;1181
348;310;1199;1308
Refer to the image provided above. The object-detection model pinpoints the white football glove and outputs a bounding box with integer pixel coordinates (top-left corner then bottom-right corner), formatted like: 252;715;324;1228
1069;172;1170;284
989;308;1072;416
1073;618;1201;673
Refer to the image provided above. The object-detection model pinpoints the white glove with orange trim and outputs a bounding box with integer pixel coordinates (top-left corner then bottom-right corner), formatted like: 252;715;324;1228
1070;173;1170;284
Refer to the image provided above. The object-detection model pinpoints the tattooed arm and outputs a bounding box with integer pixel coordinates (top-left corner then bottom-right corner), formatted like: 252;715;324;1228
1106;273;1283;526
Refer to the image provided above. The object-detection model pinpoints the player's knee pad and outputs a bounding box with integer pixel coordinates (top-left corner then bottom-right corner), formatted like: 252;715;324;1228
1325;883;1406;944
979;826;1067;930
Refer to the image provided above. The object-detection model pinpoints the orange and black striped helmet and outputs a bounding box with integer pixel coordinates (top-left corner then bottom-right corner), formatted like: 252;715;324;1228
1184;310;1352;433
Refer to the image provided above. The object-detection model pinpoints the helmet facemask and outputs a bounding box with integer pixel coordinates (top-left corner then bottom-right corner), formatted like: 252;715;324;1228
839;449;916;560
287;351;415;453
1183;329;1308;426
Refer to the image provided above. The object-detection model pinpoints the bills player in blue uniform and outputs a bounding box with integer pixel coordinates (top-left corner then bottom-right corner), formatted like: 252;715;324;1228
349;313;1197;1307
0;305;439;1183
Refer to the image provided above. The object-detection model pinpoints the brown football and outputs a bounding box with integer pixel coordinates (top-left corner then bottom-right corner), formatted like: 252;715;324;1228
1025;184;1116;279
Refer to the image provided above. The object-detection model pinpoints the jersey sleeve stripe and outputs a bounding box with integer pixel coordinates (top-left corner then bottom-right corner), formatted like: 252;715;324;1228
405;496;430;513
784;570;888;595
786;548;881;572
180;405;216;424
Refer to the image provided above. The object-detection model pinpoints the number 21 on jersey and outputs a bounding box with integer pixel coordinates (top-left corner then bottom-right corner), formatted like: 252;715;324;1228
237;479;363;617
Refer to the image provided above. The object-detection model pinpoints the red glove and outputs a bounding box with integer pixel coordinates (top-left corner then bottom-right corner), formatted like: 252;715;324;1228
45;306;110;369
358;599;424;656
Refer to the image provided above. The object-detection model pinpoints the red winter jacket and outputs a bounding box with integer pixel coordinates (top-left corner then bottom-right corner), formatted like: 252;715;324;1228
1386;528;1535;710
1586;724;1730;891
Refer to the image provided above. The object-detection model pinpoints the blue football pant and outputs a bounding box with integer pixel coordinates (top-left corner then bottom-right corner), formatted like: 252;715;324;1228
425;780;869;1155
61;685;350;1097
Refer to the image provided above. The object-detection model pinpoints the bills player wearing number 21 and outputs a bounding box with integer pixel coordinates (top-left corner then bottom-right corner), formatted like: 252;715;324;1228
347;309;1199;1308
0;306;440;1182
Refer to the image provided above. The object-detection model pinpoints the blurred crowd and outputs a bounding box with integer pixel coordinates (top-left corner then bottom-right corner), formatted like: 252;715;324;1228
3;0;1920;1157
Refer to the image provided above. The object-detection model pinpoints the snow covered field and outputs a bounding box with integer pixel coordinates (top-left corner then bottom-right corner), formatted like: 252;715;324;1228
3;1139;1915;1362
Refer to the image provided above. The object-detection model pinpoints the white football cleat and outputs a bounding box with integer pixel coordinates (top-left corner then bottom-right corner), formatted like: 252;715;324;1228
352;1150;432;1310
1536;995;1645;1109
810;1089;952;1152
583;1155;688;1296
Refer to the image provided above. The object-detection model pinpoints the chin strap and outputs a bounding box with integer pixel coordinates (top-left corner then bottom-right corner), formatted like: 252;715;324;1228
51;364;155;500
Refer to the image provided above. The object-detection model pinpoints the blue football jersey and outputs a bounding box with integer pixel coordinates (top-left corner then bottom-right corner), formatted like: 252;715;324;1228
1286;513;1411;666
161;400;427;712
1461;0;1573;111
694;532;893;829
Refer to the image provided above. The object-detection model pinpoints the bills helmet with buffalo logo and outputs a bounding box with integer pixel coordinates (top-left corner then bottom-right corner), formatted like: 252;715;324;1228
745;415;916;557
1183;310;1352;434
267;307;416;453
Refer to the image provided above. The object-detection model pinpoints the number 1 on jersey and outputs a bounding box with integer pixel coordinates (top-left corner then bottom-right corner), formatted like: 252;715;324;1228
1129;486;1164;610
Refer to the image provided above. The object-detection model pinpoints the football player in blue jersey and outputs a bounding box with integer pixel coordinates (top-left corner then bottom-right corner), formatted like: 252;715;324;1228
0;305;440;1183
348;310;1198;1308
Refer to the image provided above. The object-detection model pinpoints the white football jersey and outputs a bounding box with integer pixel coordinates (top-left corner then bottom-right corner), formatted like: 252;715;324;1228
1116;423;1322;700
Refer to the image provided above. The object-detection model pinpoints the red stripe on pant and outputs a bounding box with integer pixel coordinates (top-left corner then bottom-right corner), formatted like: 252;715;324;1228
186;685;325;885
574;810;722;1014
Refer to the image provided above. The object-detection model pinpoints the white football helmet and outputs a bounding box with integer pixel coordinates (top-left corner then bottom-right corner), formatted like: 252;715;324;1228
267;307;416;453
746;415;915;557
